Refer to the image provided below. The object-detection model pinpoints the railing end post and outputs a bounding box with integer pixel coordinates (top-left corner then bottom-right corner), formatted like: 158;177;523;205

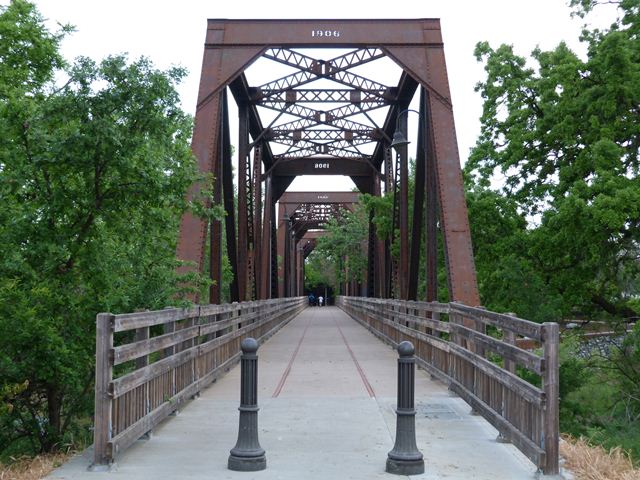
92;313;115;469
541;322;560;476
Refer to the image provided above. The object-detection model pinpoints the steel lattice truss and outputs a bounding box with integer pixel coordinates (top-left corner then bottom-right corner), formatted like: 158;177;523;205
249;47;394;161
289;202;349;232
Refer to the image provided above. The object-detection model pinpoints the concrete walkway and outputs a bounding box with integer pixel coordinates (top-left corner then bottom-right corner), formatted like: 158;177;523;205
49;306;538;479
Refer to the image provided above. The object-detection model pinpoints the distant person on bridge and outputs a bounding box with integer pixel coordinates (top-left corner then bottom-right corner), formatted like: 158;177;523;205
308;293;316;306
319;295;324;307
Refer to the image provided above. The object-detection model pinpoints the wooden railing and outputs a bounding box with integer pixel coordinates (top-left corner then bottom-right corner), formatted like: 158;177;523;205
92;297;306;467
337;296;559;476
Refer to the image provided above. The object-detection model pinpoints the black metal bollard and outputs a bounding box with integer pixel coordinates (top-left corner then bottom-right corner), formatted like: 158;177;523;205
228;338;266;471
386;341;425;475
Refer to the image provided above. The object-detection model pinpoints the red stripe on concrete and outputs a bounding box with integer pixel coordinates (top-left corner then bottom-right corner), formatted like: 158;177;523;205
335;320;376;398
272;317;311;398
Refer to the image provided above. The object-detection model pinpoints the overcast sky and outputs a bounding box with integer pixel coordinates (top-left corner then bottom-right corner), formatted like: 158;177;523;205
25;0;618;192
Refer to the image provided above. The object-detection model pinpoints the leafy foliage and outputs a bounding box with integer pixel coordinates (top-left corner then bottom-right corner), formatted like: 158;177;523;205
0;1;198;455
467;0;640;320
314;198;370;291
468;0;640;461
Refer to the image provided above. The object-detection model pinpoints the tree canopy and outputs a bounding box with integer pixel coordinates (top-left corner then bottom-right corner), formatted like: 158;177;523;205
467;0;640;321
0;0;197;455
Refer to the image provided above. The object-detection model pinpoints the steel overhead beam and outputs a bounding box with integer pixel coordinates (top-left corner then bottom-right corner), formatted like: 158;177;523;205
258;47;387;95
279;191;360;206
256;89;390;105
372;71;419;169
204;19;445;47
272;157;374;177
228;74;275;167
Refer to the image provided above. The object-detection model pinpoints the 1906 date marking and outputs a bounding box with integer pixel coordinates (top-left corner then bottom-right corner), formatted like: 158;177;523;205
311;29;341;38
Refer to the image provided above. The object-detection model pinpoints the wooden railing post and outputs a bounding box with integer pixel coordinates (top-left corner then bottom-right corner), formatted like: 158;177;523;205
542;322;560;475
91;313;114;470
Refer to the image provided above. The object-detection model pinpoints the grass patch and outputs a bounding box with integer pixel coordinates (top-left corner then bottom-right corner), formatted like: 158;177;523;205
561;435;640;480
0;452;71;480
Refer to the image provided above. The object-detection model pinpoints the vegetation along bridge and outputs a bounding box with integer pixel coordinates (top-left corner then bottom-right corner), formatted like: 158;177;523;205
60;19;562;478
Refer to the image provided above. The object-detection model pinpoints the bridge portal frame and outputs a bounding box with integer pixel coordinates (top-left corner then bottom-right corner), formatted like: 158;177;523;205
177;19;480;307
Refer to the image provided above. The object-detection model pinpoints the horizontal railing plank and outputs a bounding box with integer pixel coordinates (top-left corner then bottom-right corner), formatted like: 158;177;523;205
450;323;544;374
113;307;200;332
113;325;200;366
447;342;545;406
450;303;542;341
448;379;545;467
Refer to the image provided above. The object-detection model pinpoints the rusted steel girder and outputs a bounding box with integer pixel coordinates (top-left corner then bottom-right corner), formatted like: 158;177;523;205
407;90;427;301
276;192;359;297
178;18;479;309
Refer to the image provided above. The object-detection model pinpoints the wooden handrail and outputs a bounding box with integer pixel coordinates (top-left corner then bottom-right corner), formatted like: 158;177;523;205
91;297;306;468
337;296;559;476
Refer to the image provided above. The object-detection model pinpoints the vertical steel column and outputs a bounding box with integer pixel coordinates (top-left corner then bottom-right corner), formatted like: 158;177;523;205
366;209;377;297
252;145;263;299
276;203;287;298
296;244;304;296
408;92;427;301
270;202;279;298
384;146;395;298
209;96;225;304
237;103;249;301
221;90;240;302
373;178;386;298
258;174;273;299
397;113;409;300
424;89;438;303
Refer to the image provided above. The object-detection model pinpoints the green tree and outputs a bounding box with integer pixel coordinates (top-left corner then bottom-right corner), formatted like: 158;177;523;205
0;1;198;455
467;0;640;320
315;199;370;291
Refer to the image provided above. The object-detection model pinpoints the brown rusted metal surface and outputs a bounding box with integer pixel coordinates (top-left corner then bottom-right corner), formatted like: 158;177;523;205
385;45;480;307
179;18;480;308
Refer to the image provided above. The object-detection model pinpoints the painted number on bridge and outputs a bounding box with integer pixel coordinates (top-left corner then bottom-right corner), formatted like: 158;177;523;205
314;163;330;169
311;30;341;38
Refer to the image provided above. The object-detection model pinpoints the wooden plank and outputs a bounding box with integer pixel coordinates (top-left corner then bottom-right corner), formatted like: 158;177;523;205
503;329;517;374
110;351;242;458
113;326;200;366
93;313;114;466
399;311;450;333
112;346;199;397
450;323;544;374
447;342;544;406
449;379;545;468
450;303;542;341
114;307;199;332
542;323;560;475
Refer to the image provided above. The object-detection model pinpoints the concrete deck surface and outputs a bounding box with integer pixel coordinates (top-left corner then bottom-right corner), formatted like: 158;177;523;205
49;306;539;479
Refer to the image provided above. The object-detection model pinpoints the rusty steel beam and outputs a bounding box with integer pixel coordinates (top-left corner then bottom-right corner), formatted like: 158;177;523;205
204;19;444;47
272;158;374;177
268;128;379;141
221;90;240;302
385;45;480;307
258;47;387;96
181;18;480;312
257;89;388;105
237;102;249;301
279;191;360;206
397;109;409;300
407;90;426;301
271;137;366;159
209;97;224;304
259;174;273;299
424;87;438;303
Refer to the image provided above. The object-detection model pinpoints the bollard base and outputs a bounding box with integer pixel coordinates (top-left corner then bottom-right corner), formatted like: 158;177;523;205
386;457;425;476
228;454;266;472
